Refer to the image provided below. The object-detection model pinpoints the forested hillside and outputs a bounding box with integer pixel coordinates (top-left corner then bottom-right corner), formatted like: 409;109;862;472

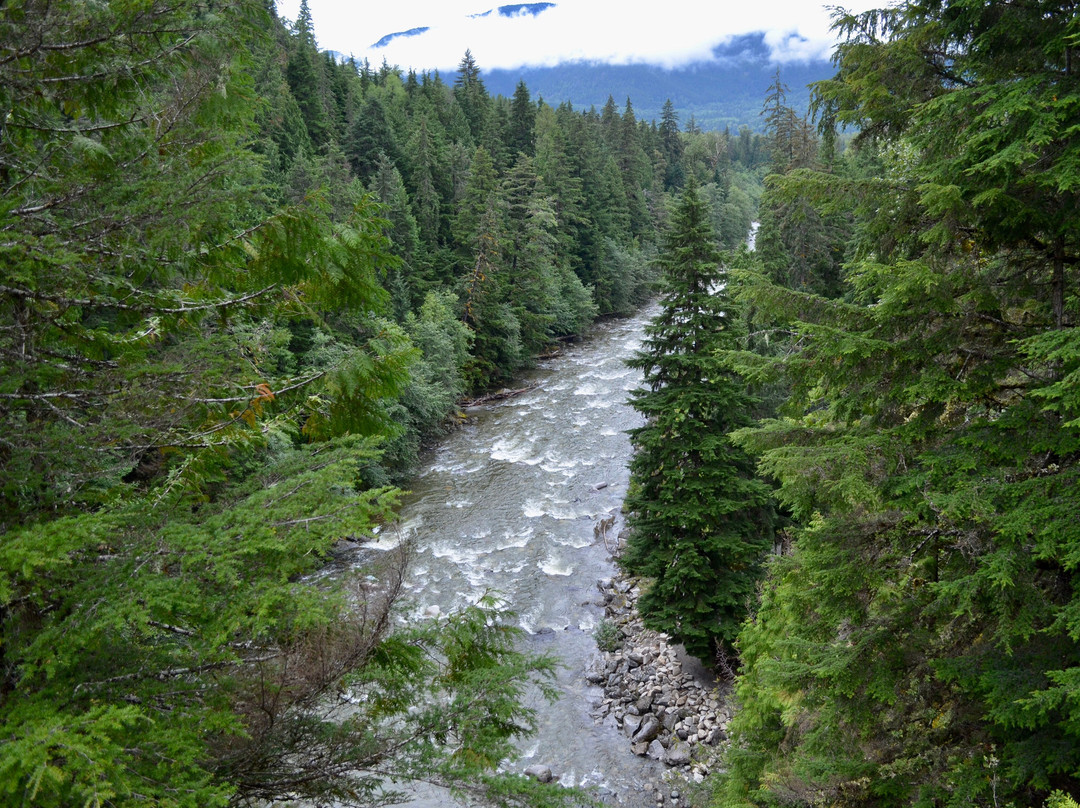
482;34;833;133
0;0;767;804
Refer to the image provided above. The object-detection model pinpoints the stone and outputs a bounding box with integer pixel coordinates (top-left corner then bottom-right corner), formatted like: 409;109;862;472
631;741;650;756
623;714;643;738
633;713;662;743
635;692;654;712
706;726;727;745
647;739;665;760
665;743;692;766
524;764;553;783
584;658;607;685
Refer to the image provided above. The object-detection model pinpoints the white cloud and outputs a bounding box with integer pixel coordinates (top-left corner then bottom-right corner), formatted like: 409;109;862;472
276;0;882;71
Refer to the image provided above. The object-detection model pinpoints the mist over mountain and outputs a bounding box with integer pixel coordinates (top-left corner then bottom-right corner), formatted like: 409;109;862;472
482;34;833;131
346;1;841;130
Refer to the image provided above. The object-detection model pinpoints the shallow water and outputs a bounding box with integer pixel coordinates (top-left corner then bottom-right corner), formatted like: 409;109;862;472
364;305;665;803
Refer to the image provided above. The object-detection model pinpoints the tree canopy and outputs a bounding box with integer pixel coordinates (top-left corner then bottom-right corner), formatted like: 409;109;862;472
0;0;774;804
715;2;1080;805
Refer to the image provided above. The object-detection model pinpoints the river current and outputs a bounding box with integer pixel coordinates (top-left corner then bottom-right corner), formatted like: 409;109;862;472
362;303;665;804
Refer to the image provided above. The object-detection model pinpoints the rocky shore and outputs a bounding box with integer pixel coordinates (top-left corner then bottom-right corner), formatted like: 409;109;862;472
584;572;732;798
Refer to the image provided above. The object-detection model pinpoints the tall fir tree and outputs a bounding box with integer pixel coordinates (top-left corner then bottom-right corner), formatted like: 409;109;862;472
508;80;537;158
659;98;685;191
620;182;773;663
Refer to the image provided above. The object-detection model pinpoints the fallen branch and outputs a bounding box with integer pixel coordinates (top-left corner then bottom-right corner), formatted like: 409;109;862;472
460;384;537;407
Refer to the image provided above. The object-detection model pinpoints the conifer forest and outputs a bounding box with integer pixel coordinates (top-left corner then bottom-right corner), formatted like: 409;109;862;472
1;1;1079;807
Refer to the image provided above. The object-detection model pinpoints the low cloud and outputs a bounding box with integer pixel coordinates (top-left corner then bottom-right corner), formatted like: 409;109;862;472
278;0;878;71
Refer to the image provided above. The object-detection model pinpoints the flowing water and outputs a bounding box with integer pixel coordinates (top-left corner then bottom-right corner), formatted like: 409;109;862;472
362;304;665;804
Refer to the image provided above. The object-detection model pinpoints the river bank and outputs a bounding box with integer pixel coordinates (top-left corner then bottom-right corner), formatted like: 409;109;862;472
579;567;733;805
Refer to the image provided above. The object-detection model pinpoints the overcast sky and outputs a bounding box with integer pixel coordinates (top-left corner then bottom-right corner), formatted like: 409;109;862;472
275;0;884;72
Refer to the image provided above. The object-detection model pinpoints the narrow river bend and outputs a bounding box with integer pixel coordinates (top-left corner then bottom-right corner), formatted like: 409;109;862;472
363;304;665;804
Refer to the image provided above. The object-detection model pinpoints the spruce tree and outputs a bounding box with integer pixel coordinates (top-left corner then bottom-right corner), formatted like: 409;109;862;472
620;182;772;663
659;98;685;190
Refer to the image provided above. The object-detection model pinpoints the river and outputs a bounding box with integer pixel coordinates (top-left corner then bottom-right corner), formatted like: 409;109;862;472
363;303;667;805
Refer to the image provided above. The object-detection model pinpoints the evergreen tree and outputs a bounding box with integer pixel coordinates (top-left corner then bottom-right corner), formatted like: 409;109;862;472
453;146;501;259
618;98;653;237
454;49;490;145
0;4;601;806
720;2;1080;805
620;182;773;663
659;98;685;190
508;80;537;157
346;95;400;181
405;116;445;246
285;0;331;147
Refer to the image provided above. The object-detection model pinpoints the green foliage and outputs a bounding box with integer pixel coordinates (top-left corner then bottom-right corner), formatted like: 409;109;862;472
1048;793;1080;808
0;0;765;803
593;619;625;653
620;182;773;663
717;2;1080;805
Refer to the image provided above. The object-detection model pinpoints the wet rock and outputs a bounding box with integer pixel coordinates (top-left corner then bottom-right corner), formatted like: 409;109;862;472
584;658;607;685
631;741;650;757
646;739;665;760
623;714;642;738
524;764;553;783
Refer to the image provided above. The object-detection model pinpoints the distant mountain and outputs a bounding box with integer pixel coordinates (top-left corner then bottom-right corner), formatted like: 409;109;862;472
372;27;430;49
482;35;834;132
481;3;557;18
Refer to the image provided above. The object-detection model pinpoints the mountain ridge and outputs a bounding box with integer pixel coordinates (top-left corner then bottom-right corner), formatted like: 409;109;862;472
481;35;833;131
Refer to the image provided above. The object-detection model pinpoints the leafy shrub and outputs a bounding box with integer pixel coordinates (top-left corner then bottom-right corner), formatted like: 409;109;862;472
593;619;624;653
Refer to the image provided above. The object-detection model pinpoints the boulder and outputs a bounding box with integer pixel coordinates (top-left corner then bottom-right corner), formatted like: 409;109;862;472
665;742;692;766
584;658;607;685
635;691;654;712
524;764;553;783
633;713;662;744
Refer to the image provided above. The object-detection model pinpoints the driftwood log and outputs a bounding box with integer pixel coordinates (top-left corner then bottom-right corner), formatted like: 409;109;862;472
461;384;538;407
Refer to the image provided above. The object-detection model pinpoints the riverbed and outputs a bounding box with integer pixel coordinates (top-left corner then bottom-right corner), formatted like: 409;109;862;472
364;305;672;805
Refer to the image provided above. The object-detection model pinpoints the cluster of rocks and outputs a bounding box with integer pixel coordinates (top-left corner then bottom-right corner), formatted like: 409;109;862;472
585;574;732;783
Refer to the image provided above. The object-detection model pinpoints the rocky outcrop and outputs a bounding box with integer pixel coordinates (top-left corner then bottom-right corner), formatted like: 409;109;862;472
587;574;733;784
